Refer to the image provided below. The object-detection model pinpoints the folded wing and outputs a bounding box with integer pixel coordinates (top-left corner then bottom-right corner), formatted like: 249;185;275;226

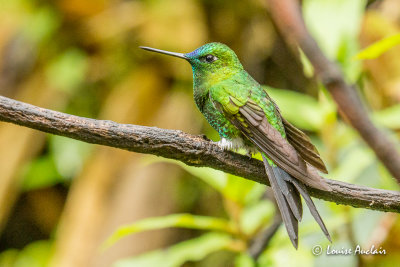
214;94;328;189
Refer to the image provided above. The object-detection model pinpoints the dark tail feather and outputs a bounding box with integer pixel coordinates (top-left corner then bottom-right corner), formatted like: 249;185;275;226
262;154;300;249
290;179;332;242
274;160;331;242
262;155;331;248
272;166;303;222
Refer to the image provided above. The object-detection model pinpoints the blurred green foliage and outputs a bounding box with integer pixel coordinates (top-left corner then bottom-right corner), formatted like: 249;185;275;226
355;33;400;60
103;214;237;249
114;233;234;267
0;0;400;267
0;241;52;267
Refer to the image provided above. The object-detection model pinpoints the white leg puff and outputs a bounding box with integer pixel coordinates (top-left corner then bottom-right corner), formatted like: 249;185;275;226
216;138;246;151
216;137;258;155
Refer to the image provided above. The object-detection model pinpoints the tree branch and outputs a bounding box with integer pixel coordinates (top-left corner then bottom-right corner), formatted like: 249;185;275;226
0;96;399;212
266;0;400;183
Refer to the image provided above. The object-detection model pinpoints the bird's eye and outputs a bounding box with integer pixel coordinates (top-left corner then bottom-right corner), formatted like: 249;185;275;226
203;54;217;63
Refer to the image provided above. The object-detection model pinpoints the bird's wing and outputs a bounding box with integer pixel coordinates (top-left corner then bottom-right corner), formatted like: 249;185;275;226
265;93;328;173
213;93;325;187
281;117;328;173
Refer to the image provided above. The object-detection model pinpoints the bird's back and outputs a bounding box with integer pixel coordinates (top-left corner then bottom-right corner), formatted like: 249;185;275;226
208;71;286;138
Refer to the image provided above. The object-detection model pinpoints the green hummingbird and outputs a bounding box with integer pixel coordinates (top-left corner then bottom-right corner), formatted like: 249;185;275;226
140;42;331;248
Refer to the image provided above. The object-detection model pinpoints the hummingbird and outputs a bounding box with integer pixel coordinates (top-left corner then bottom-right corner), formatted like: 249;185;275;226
140;42;331;248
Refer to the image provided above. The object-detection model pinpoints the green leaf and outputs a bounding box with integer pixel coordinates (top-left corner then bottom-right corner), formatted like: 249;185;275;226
46;49;88;93
113;233;233;267
298;48;314;78
327;145;374;183
140;156;227;193
355;33;400;60
234;253;256;267
372;104;400;129
303;0;365;58
223;174;265;206
0;241;53;267
378;163;400;191
140;157;264;205
103;214;237;249
303;0;366;81
22;7;60;45
259;243;315;267
21;156;62;191
240;200;275;236
50;136;92;179
0;249;18;267
266;87;325;131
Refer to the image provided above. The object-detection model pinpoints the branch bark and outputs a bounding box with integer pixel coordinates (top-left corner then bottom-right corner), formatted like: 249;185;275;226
0;96;399;212
266;0;400;183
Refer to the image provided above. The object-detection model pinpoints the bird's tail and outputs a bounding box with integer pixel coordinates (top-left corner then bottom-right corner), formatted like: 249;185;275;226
261;154;331;249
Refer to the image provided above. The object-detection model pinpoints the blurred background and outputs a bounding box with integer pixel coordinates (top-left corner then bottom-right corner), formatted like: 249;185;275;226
0;0;400;266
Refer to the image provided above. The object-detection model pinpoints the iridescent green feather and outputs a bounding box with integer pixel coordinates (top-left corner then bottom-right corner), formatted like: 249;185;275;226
208;71;286;140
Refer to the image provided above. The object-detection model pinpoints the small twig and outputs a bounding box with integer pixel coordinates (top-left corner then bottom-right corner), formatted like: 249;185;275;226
0;96;399;212
266;0;400;184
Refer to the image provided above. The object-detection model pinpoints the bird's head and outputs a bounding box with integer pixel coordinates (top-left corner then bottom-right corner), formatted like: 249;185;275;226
140;42;243;78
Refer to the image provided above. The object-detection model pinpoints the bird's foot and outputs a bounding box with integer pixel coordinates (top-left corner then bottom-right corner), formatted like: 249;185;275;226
215;138;233;151
198;134;211;142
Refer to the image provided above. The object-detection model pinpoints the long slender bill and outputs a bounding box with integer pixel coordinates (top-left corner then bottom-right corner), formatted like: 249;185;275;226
139;46;188;59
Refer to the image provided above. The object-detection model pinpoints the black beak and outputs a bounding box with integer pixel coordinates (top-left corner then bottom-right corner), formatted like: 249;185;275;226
140;46;188;60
